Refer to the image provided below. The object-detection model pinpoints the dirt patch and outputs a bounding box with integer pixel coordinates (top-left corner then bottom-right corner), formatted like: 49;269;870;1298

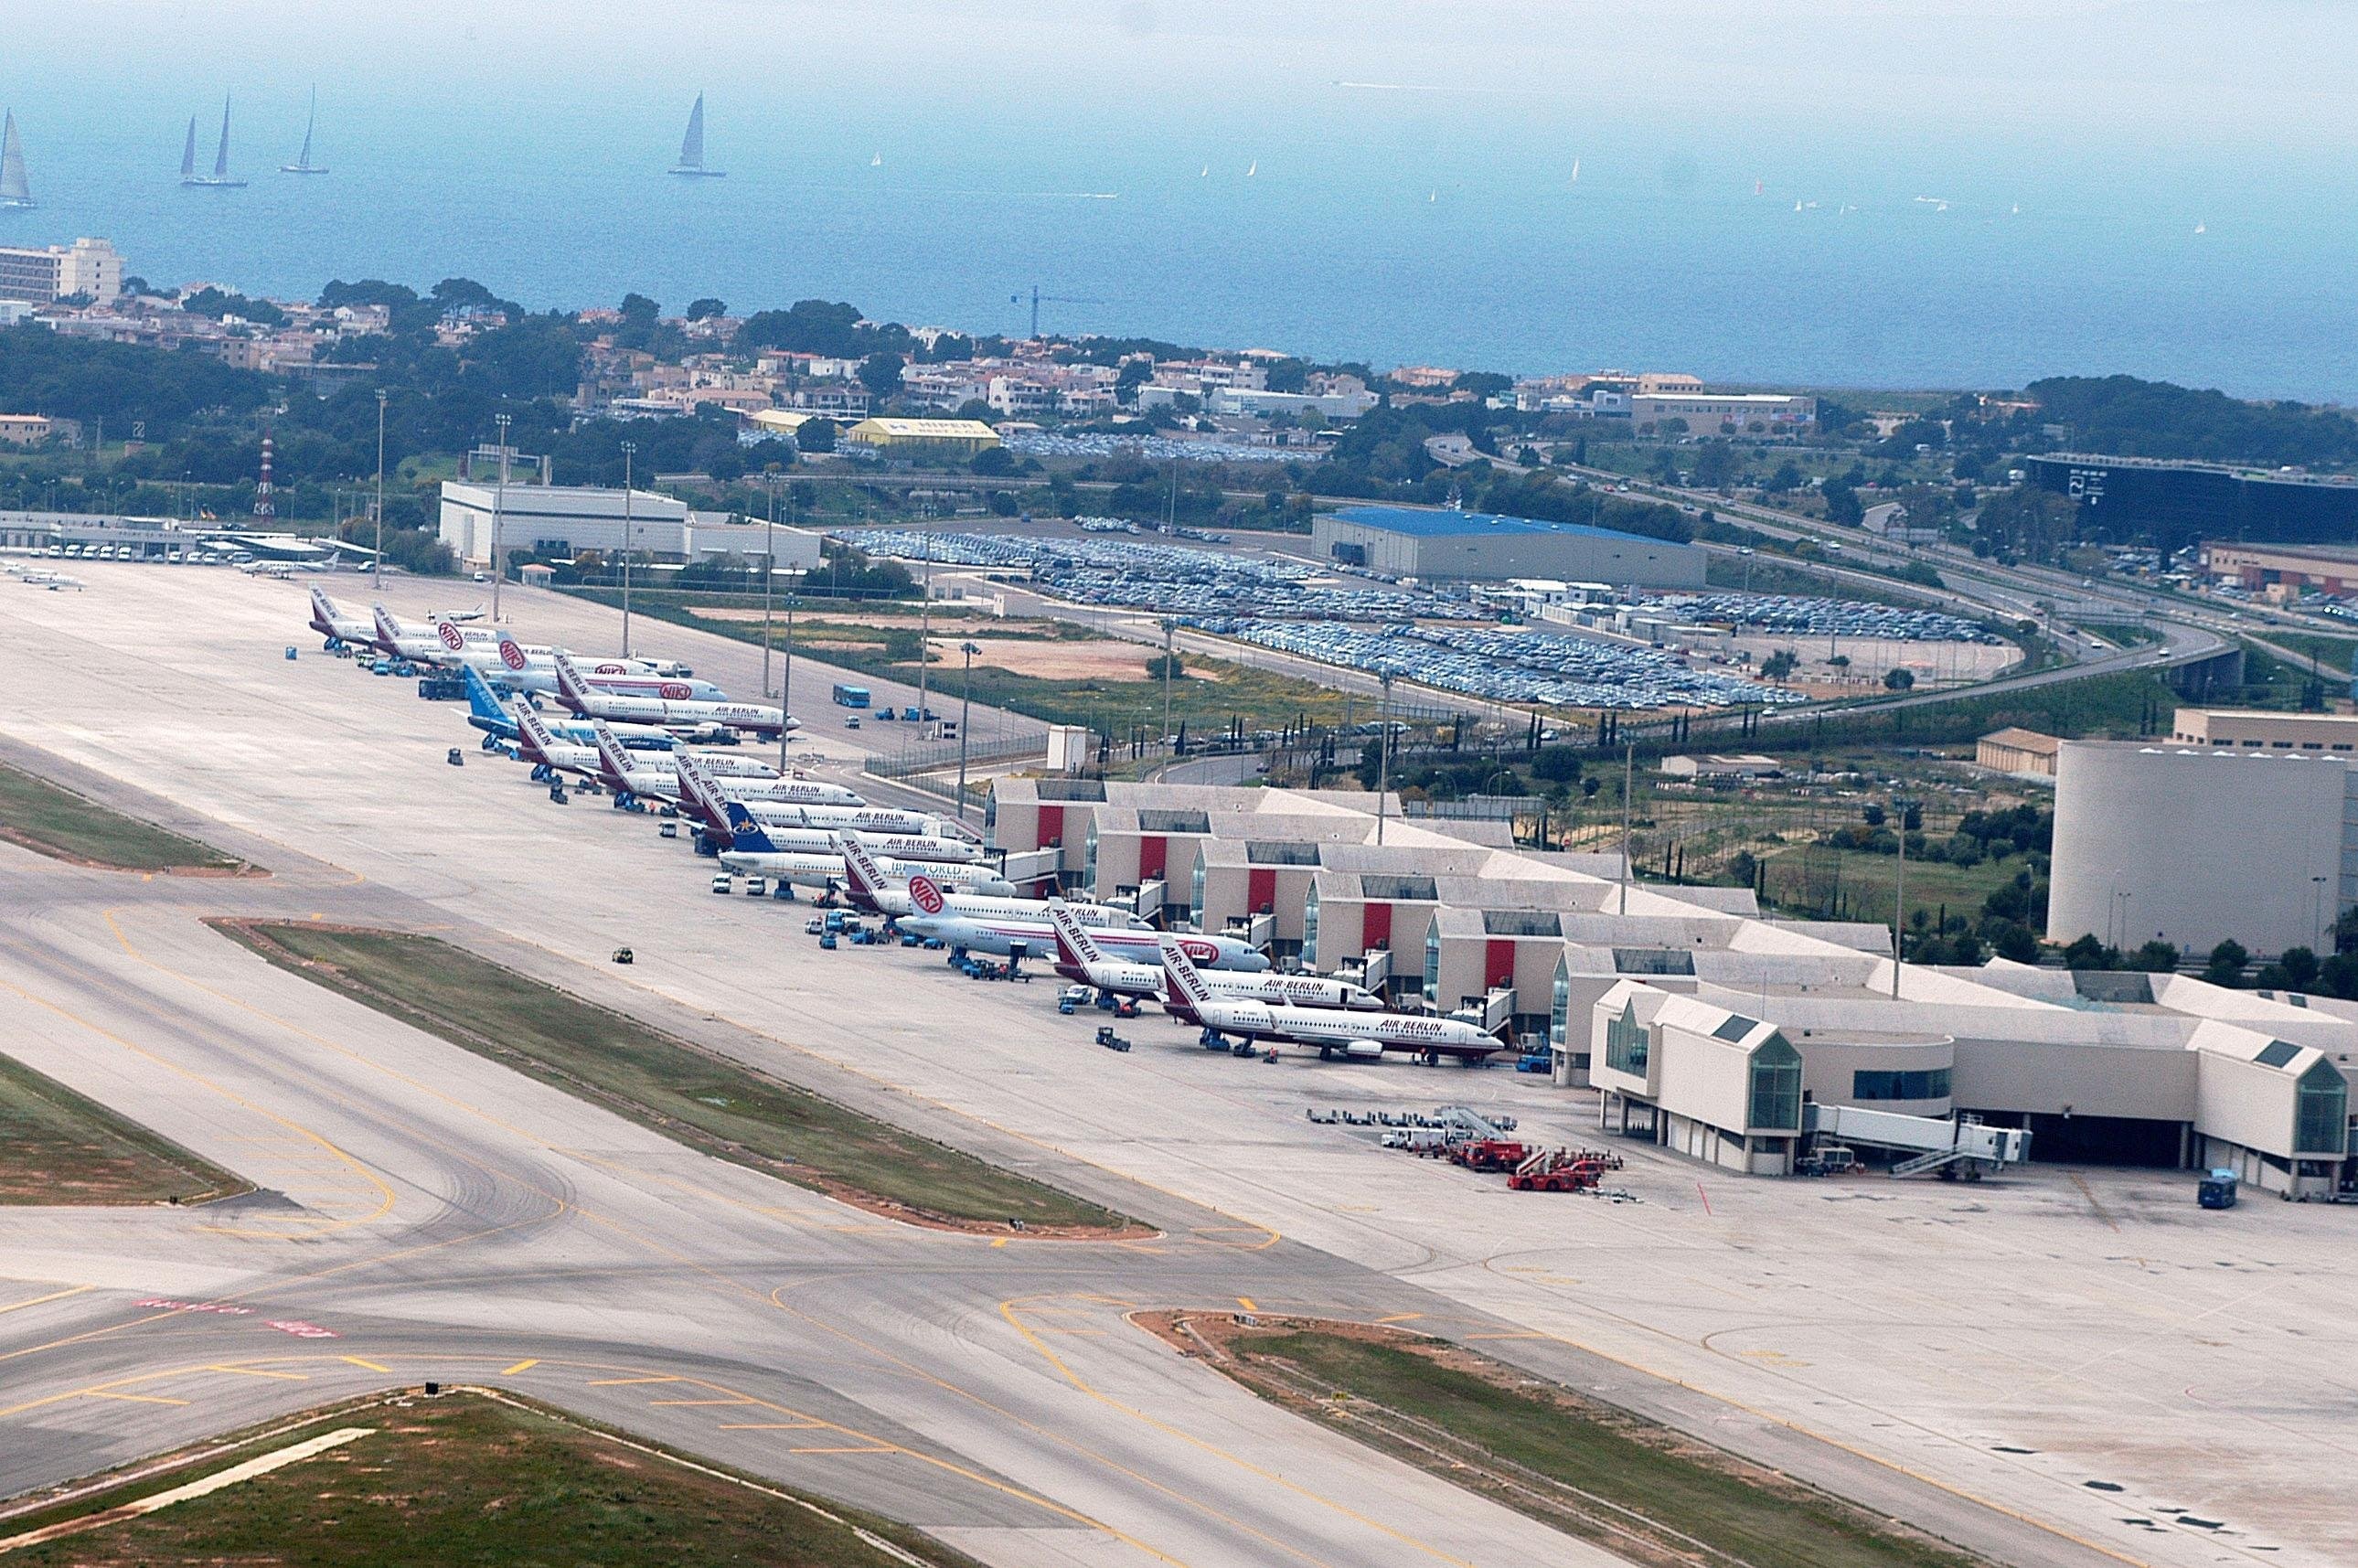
932;636;1167;681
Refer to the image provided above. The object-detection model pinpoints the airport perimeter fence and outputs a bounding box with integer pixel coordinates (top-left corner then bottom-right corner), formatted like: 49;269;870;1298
862;732;1048;782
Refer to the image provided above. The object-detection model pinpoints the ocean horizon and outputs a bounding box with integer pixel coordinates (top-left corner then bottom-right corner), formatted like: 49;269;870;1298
7;2;2354;403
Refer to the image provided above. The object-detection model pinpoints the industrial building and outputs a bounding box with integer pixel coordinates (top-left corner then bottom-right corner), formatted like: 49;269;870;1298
1976;727;2062;778
1586;965;2353;1196
2198;540;2358;599
437;482;824;571
1628;391;1815;435
843;418;1002;458
2168;708;2358;752
2048;740;2355;956
2025;453;2358;552
1309;506;1708;587
0;236;123;305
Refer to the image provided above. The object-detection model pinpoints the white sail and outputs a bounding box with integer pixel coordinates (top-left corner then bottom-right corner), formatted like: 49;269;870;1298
679;94;705;168
180;116;197;179
212;95;233;179
0;112;30;206
284;86;322;172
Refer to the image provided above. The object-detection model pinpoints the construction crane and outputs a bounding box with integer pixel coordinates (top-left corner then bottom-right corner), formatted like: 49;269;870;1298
1011;285;1104;339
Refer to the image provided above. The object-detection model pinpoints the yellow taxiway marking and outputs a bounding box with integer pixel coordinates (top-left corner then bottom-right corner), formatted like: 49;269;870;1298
87;1391;189;1406
588;1375;679;1386
1373;1313;1423;1325
990;1237;1010;1248
1235;1296;1258;1312
500;1359;539;1376
339;1356;391;1373
649;1398;757;1408
719;1422;826;1431
789;1445;895;1456
1465;1332;1550;1341
0;1285;92;1316
208;1365;307;1381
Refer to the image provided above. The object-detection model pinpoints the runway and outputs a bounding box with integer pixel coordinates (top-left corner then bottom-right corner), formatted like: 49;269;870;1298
1;563;2345;1568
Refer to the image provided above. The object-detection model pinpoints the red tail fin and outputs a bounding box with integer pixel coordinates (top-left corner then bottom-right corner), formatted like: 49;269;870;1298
907;872;947;915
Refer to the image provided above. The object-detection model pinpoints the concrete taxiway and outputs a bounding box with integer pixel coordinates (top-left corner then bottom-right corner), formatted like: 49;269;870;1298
0;563;2348;1568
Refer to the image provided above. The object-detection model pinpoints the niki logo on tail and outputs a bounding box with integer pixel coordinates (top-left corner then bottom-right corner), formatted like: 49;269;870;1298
906;871;947;915
498;632;532;672
437;619;467;652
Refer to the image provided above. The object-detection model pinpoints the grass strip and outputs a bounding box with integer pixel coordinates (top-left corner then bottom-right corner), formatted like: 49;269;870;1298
1175;1317;1987;1568
0;1050;246;1206
0;762;251;873
0;1389;984;1567
214;921;1136;1236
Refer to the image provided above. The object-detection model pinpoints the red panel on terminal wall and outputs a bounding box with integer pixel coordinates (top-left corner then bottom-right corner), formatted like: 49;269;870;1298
1362;902;1392;950
1038;805;1064;848
1139;836;1168;880
1248;868;1277;912
1485;939;1516;990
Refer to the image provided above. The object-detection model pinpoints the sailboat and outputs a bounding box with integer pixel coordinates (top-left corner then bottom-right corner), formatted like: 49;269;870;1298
1245;159;1257;177
0;112;31;208
1568;157;1579;186
282;87;327;174
669;93;725;177
181;95;247;187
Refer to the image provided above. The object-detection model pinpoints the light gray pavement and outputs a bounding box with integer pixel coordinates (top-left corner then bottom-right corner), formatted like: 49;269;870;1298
0;562;2347;1568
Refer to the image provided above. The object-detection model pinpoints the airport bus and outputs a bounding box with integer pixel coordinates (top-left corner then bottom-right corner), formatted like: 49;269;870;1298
831;683;871;709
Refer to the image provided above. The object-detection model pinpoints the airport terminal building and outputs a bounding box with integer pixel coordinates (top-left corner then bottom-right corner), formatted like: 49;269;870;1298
1310;506;1708;587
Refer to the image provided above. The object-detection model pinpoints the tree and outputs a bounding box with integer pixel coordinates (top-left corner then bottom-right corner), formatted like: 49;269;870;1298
2130;939;2181;973
1988;921;2041;964
1691;440;1738;488
858;352;904;400
794;418;837;454
685;297;728;320
1883;667;1915;690
2278;945;2322;989
1530;747;1584;784
1861;803;1886;827
970;446;1014;475
1764;459;1804;494
2062;933;2118;970
1761;649;1798;683
2202;939;2248;987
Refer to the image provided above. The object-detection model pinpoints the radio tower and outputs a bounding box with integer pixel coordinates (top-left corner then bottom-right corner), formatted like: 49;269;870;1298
252;431;275;522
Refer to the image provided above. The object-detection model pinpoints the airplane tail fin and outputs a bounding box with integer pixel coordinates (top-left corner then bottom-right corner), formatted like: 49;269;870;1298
838;834;892;912
461;664;507;724
370;602;400;652
589;718;635;782
1158;935;1214;1021
722;801;780;855
673;751;734;837
549;650;588;710
496;630;533;675
310;585;339;627
434;617;469;657
1047;901;1109;972
513;702;558;763
904;870;947;916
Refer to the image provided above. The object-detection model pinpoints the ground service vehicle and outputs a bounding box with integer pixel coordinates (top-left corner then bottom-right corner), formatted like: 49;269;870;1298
2200;1168;2240;1209
832;683;870;708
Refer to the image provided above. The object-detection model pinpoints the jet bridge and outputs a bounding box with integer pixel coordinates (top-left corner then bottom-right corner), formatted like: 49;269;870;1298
1804;1104;2033;1179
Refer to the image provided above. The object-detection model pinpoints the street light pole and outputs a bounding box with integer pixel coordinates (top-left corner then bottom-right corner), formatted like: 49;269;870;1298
779;581;795;774
372;389;387;592
956;640;980;822
1893;795;1913;997
1160;616;1177;754
1375;670;1392;846
618;442;638;656
1619;741;1633;916
917;531;933;726
490;412;511;623
762;474;779;699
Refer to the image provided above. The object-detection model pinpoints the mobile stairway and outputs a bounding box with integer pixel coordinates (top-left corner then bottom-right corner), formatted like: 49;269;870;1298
1802;1104;2033;1180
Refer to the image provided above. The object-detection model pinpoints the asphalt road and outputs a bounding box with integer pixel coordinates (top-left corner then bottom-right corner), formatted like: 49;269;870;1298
0;563;2331;1568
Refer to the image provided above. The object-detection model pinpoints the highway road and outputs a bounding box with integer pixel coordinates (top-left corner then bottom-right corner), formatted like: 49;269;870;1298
0;564;2342;1568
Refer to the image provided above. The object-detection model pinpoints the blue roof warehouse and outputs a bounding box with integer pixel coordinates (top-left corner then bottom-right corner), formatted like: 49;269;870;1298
1310;505;1708;589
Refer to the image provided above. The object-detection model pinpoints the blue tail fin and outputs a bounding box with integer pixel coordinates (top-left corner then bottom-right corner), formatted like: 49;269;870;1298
722;802;780;854
462;664;509;727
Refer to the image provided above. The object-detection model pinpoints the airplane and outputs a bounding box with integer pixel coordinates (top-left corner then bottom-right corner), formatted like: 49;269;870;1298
551;650;793;738
460;666;689;752
371;603;460;662
574;720;859;805
511;706;782;784
668;753;952;848
838;837;1144;926
1158;936;1498;1062
482;630;724;700
1045;901;1384;1010
717;809;1014;897
307;586;376;646
704;796;962;842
